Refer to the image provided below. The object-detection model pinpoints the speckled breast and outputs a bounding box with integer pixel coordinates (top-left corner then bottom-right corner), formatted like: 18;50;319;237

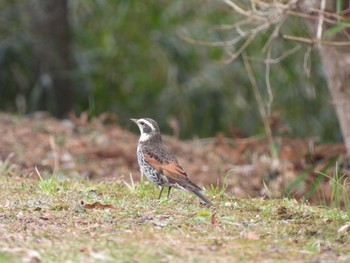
137;146;161;185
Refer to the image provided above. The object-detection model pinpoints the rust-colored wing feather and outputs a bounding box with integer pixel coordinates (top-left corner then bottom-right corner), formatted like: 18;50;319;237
141;141;196;187
143;150;188;184
141;143;212;206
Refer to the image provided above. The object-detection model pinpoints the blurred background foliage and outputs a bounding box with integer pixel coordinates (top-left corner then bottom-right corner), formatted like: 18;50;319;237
0;0;341;141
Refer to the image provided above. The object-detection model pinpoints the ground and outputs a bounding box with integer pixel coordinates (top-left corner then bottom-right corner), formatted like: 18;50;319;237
0;112;348;204
1;173;350;262
0;113;350;262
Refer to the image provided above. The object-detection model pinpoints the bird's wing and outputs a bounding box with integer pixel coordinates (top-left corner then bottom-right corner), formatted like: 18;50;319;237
142;149;187;184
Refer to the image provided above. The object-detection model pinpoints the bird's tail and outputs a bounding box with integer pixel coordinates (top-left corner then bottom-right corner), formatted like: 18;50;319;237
188;187;212;206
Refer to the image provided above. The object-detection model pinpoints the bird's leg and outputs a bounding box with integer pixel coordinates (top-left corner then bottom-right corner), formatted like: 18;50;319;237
167;187;172;199
158;186;164;199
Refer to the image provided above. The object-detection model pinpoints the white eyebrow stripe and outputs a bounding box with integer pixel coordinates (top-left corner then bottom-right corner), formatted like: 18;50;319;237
140;119;154;130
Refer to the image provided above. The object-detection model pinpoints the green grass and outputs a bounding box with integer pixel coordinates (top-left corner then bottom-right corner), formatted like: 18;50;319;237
209;170;230;198
285;158;350;217
36;167;60;195
1;166;350;262
316;162;350;215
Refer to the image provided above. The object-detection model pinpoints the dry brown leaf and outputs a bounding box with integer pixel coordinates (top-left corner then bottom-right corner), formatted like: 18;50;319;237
16;211;24;219
211;211;220;225
246;231;260;240
0;113;348;206
83;202;117;210
0;248;41;263
152;221;167;228
337;222;350;234
39;213;52;221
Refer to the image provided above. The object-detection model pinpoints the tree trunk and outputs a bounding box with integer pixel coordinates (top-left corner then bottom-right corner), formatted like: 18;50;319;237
300;0;350;156
25;0;74;117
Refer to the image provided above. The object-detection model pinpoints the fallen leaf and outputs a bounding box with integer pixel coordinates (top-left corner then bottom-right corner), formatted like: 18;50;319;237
16;211;24;219
141;214;153;221
136;213;153;224
337;222;350;234
73;202;85;213
90;251;113;261
291;199;298;204
0;248;41;263
39;213;51;221
152;220;167;228
83;202;117;210
211;211;220;225
246;231;260;240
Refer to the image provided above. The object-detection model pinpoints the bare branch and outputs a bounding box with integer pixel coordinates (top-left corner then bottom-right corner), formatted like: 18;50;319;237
310;8;350;23
178;30;244;47
212;19;255;31
242;53;273;141
265;45;301;64
287;10;337;25
223;33;256;64
283;34;350;46
263;15;287;52
247;45;301;64
265;45;273;117
223;0;268;22
303;46;312;78
316;0;326;44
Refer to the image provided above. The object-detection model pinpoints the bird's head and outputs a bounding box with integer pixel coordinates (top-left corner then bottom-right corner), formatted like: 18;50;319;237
131;118;161;142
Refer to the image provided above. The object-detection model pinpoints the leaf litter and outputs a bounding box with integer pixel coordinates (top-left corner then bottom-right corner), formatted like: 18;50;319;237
0;113;350;261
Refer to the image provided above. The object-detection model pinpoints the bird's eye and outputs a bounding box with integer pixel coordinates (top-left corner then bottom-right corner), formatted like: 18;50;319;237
139;121;144;125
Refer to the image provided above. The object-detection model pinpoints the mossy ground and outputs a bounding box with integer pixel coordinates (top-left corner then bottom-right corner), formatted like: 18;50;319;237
1;171;350;263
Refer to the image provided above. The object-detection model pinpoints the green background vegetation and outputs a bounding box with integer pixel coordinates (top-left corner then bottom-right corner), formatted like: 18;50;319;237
0;0;341;141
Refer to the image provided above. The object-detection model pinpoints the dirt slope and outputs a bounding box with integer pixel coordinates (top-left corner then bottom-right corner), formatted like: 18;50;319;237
0;112;348;204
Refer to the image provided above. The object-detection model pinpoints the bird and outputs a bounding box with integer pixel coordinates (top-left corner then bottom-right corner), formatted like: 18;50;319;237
131;118;212;206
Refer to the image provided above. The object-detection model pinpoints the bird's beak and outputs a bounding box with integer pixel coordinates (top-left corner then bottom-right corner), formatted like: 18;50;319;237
130;118;138;124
